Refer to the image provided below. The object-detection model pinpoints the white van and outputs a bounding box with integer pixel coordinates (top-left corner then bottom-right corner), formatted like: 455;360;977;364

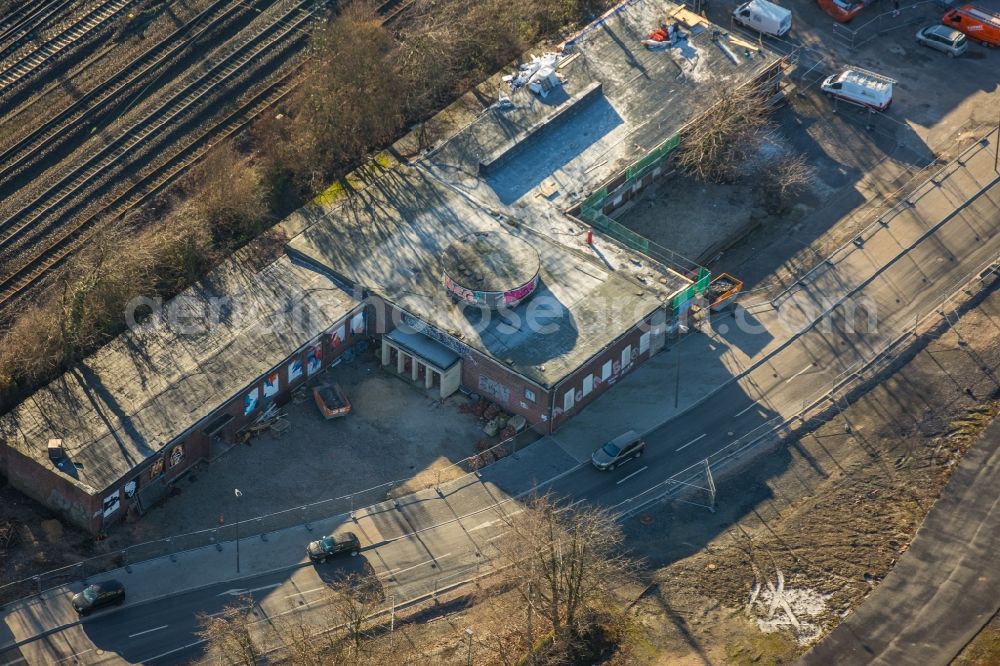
820;67;894;111
733;0;793;37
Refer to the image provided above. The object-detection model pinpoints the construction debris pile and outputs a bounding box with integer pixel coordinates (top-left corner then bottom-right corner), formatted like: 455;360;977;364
503;52;564;98
643;21;685;49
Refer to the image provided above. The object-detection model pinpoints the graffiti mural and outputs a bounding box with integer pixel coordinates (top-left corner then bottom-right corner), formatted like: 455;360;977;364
103;490;120;518
264;371;280;398
478;375;510;405
244;387;259;415
306;343;322;376
288;358;303;382
169;444;185;468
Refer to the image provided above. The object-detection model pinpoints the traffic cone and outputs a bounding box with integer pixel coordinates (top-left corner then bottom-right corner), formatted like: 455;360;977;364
219;514;225;526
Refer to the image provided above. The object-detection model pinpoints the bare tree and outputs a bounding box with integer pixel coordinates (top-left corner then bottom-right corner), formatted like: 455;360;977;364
324;573;385;663
196;599;262;666
675;83;774;183
492;493;630;649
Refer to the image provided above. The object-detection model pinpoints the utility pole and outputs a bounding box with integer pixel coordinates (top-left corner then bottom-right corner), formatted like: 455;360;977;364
234;488;243;573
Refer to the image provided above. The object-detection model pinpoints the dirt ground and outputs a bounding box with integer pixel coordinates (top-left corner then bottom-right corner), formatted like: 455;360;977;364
953;611;1000;666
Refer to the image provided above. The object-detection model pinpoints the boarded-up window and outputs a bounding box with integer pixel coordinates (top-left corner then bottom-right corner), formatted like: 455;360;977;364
602;360;613;381
582;374;594;397
639;332;651;354
621;345;632;369
563;388;575;412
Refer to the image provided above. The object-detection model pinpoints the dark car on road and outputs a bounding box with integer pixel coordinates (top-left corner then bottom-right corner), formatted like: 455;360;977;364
307;531;361;563
71;580;125;616
591;431;645;471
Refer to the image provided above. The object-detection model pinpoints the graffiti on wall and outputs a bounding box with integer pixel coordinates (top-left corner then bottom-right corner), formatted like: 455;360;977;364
103;490;120;518
306;343;322;376
244;387;259;415
330;323;345;349
288;358;303;382
169;444;185;468
478;375;510;405
264;371;280;398
149;457;165;480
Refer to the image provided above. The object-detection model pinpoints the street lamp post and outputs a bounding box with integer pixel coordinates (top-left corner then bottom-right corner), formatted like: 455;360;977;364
234;488;243;573
464;627;474;666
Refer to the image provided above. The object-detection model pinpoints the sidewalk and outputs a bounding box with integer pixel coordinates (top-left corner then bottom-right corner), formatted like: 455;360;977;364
797;417;1000;666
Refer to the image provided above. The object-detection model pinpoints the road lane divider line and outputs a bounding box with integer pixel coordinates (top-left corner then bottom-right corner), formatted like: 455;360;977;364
282;585;327;599
734;402;758;417
616;466;647;485
382;552;454;578
128;625;168;638
676;434;706;451
57;648;93;663
785;364;812;383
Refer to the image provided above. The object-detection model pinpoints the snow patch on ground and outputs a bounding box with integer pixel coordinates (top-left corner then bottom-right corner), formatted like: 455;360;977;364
748;569;831;645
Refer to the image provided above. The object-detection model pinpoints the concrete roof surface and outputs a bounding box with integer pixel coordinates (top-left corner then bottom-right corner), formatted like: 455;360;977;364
0;254;359;494
287;165;685;388
422;0;780;211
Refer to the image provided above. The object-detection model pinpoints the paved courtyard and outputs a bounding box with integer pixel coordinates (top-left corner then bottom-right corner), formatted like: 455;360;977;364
105;353;487;548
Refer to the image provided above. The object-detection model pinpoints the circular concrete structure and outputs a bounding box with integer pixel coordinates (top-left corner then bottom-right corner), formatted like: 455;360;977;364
442;231;540;309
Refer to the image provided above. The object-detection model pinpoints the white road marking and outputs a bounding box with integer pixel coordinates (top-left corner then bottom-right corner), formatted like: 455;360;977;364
734;402;758;417
283;585;327;599
616;466;647;485
676;434;706;452
383;553;454;578
218;583;281;597
58;649;93;663
486;533;506;542
1;657;26;665
785;364;812;383
128;625;168;638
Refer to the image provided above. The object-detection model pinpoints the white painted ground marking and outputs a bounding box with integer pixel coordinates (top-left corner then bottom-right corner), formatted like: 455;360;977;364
128;625;168;639
616;466;648;485
218;583;281;597
734;402;758;417
58;649;93;663
382;553;454;578
785;364;812;383
1;656;26;666
283;586;327;599
676;433;706;452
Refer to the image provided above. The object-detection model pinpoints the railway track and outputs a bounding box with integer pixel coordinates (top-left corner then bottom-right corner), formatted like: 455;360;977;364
0;0;418;311
0;0;267;190
0;0;73;62
0;67;305;307
0;0;317;250
0;0;135;93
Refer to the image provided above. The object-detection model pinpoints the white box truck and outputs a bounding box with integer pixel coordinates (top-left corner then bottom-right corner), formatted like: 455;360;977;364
733;0;793;37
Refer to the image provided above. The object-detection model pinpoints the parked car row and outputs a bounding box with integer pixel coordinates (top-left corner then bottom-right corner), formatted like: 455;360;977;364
729;0;995;112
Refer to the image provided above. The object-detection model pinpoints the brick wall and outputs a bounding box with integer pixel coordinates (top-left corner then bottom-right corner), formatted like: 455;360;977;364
68;303;370;533
549;306;667;431
2;446;101;533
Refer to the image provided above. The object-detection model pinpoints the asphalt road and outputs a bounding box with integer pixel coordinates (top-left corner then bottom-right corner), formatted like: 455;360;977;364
3;118;998;666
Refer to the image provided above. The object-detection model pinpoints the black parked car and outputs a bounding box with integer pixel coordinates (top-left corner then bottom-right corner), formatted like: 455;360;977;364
71;580;125;616
307;531;361;563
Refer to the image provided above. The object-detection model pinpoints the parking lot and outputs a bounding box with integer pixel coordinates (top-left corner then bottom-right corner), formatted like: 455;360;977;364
616;0;998;281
